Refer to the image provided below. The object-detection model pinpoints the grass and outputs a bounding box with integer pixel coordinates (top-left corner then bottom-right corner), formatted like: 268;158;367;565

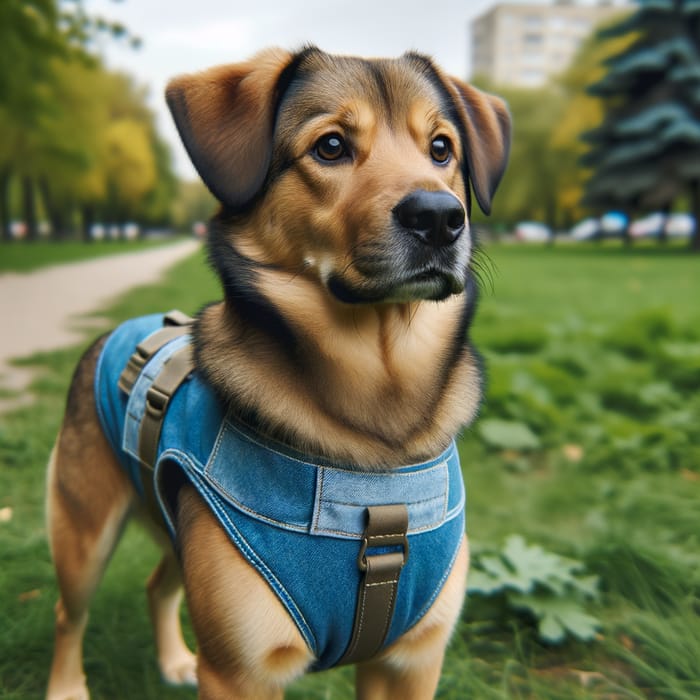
0;238;185;273
1;242;699;698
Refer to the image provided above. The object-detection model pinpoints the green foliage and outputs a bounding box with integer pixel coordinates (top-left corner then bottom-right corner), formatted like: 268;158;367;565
478;419;541;451
468;535;601;644
472;85;567;228
583;0;700;250
0;239;176;273
0;1;174;241
474;13;633;229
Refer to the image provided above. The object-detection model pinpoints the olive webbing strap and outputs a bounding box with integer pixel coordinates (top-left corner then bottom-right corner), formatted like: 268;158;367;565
116;310;195;521
117;310;194;395
138;343;194;469
338;504;409;666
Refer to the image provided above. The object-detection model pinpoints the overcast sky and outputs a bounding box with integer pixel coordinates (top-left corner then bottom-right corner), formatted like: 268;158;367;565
89;0;614;177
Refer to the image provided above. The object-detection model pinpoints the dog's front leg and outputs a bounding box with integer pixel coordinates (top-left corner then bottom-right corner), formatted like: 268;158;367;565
147;550;197;686
176;487;313;699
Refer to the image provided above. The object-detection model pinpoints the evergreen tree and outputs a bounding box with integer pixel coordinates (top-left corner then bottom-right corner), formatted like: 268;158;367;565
582;0;700;250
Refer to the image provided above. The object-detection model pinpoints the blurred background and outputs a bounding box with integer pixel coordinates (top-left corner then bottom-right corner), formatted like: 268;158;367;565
1;2;699;699
1;0;698;247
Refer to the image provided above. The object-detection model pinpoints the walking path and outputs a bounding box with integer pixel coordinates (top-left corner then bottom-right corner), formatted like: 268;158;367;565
0;239;200;411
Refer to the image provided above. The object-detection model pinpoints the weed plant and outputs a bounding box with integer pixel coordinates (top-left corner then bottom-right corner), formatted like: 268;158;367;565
0;244;698;698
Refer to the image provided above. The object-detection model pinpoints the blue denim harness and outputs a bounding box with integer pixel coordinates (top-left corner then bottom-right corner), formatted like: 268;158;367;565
94;314;466;670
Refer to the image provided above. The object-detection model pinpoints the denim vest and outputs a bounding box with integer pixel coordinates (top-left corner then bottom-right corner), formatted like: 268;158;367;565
94;314;466;670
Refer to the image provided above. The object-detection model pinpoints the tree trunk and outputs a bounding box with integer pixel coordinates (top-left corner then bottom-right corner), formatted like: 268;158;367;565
81;204;94;242
0;167;11;242
690;179;700;253
39;176;65;240
658;204;671;246
22;175;38;241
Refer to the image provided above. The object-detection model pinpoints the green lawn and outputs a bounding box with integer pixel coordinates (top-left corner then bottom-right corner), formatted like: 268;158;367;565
0;243;698;699
0;238;185;273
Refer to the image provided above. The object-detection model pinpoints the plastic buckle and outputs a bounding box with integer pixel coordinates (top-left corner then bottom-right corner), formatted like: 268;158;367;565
357;532;409;572
145;385;169;418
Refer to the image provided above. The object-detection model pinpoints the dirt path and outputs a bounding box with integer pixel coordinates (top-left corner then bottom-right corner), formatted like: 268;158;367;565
0;239;200;411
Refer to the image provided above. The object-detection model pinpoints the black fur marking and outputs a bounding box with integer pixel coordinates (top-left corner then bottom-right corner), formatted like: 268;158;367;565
403;53;474;216
367;61;393;117
206;217;301;357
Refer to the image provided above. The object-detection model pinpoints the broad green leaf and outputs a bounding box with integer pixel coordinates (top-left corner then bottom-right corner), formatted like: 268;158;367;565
503;535;580;589
466;569;505;595
478;420;541;451
539;612;567;644
509;594;601;643
471;552;536;594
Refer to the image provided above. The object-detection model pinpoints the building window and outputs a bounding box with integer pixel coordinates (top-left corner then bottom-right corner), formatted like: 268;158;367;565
523;32;544;46
524;14;543;28
521;69;545;86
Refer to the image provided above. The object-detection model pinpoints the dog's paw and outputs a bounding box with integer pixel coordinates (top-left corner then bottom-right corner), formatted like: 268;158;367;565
160;650;198;687
46;684;90;700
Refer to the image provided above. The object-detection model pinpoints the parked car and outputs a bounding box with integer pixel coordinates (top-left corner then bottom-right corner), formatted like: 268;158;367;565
89;224;106;240
600;211;628;236
123;222;140;240
629;212;666;239
514;221;552;242
665;213;695;238
570;217;600;241
629;212;695;239
569;211;628;241
10;221;27;239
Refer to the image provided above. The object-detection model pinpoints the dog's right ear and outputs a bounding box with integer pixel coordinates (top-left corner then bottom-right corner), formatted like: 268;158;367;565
166;48;294;209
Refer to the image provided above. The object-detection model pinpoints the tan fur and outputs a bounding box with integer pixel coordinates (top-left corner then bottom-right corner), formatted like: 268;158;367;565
46;46;510;699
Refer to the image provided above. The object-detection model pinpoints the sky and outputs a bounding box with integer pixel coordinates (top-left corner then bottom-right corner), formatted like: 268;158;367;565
88;0;613;178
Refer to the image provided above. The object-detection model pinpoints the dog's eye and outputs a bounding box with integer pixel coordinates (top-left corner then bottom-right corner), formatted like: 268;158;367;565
314;133;347;162
430;136;452;164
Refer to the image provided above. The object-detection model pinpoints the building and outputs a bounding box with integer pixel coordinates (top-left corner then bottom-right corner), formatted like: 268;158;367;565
470;0;627;87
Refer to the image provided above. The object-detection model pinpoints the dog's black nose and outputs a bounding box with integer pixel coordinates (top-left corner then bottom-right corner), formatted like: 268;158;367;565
394;190;466;247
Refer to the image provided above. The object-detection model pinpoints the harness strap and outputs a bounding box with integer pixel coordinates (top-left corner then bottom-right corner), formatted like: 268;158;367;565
138;343;194;468
118;310;194;394
117;311;195;522
338;504;409;665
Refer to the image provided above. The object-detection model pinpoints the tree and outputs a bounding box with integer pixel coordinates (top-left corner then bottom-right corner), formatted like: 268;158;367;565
582;0;700;250
0;0;159;242
550;19;635;226
474;85;567;230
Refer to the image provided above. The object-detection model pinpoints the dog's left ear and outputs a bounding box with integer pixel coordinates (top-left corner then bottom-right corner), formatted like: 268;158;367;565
443;78;512;216
166;48;294;209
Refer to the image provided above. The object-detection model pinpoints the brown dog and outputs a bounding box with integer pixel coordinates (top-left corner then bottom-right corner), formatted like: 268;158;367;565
46;47;510;699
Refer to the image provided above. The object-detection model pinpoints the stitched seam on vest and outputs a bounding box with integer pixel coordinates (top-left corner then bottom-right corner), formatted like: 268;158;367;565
205;424;311;533
225;418;335;468
406;517;465;633
226;416;455;472
313;461;451;537
311;467;325;533
93;346;112;449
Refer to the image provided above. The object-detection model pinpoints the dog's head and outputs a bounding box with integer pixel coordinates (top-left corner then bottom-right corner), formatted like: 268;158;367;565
167;47;510;305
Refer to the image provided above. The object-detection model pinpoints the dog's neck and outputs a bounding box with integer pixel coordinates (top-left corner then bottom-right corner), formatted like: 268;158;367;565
194;271;481;468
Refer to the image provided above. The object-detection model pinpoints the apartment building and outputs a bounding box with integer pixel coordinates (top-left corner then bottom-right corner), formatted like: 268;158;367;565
470;0;627;87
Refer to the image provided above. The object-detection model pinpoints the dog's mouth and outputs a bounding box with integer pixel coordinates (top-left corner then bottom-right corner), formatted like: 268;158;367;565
327;267;464;305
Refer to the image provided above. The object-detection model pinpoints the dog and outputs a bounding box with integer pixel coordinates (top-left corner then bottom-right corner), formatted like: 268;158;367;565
45;46;510;699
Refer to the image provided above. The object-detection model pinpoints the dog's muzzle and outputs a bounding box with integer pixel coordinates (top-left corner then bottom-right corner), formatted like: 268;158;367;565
327;189;470;305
